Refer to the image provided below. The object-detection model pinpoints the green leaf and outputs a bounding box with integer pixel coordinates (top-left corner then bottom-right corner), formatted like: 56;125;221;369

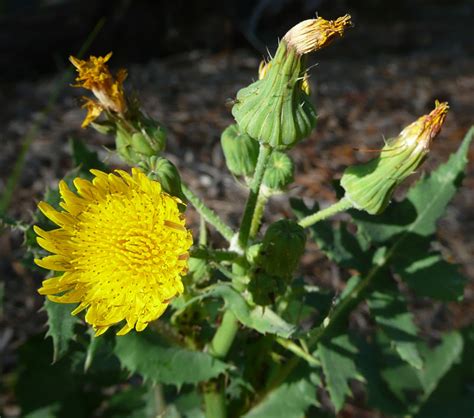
355;337;407;415
381;331;463;412
394;253;466;301
243;378;317;418
215;285;296;338
114;331;229;385
44;299;78;362
181;284;296;338
70;137;107;174
318;334;360;412
368;279;423;369
353;126;473;242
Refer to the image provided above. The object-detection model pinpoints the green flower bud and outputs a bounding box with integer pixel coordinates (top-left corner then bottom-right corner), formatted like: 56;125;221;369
221;124;259;176
341;101;449;214
146;156;184;200
231;15;351;150
259;219;306;279
115;125;138;164
263;151;295;190
248;272;286;306
137;115;167;153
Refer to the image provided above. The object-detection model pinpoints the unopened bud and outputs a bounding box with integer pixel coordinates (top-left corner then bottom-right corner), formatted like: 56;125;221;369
259;220;306;279
145;156;184;200
263;151;295;191
341;101;449;214
221;124;259;176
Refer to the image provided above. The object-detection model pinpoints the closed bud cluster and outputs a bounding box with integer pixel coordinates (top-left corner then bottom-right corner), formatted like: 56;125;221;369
258;220;306;279
341;101;449;214
221;124;259;176
115;113;167;164
232;15;351;150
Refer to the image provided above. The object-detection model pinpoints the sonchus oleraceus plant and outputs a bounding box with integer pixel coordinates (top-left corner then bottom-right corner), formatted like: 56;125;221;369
10;13;474;418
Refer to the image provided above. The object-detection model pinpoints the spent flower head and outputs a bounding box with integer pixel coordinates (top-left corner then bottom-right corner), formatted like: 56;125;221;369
70;52;128;127
283;14;352;55
34;168;193;336
341;101;449;214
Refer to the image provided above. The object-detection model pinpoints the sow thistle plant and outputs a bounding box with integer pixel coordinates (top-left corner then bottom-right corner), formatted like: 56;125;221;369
14;13;474;418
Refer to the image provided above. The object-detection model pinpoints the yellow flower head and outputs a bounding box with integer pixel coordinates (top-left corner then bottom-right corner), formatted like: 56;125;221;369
34;168;193;336
70;52;128;127
283;14;352;55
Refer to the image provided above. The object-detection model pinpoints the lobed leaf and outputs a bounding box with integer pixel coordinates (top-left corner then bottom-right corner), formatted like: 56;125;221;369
44;299;78;362
114;331;229;386
318;334;361;412
368;278;423;369
243;378;317;418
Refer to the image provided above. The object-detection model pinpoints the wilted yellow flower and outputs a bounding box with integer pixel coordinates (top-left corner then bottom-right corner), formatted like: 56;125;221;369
70;52;128;127
34;168;193;336
395;100;449;152
283;14;352;55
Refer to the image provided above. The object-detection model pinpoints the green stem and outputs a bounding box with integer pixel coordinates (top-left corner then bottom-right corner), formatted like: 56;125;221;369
238;144;272;248
208;310;239;359
297;197;352;229
249;192;269;239
205;310;240;418
204;385;227;418
182;183;235;242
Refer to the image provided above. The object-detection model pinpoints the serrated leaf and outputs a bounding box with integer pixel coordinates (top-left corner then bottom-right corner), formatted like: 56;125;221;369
368;279;423;369
44;299;78;362
353;126;473;242
381;331;463;412
318;334;360;412
394;253;466;301
214;285;296;338
70;137;107;174
290;198;371;272
243;378;317;418
114;331;229;385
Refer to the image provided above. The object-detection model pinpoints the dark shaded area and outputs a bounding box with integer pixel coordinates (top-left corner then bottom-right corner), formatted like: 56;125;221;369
1;0;473;80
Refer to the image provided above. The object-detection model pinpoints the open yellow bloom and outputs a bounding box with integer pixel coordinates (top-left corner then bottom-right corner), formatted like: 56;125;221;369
34;168;193;336
70;52;128;127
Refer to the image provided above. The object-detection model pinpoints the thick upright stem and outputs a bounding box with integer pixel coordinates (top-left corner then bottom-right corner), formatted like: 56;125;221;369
181;183;235;242
238;144;272;248
208;310;239;359
204;385;227;418
297;197;352;229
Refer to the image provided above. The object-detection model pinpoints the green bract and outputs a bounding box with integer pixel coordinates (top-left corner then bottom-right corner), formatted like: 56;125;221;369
232;41;316;150
221;124;259;176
